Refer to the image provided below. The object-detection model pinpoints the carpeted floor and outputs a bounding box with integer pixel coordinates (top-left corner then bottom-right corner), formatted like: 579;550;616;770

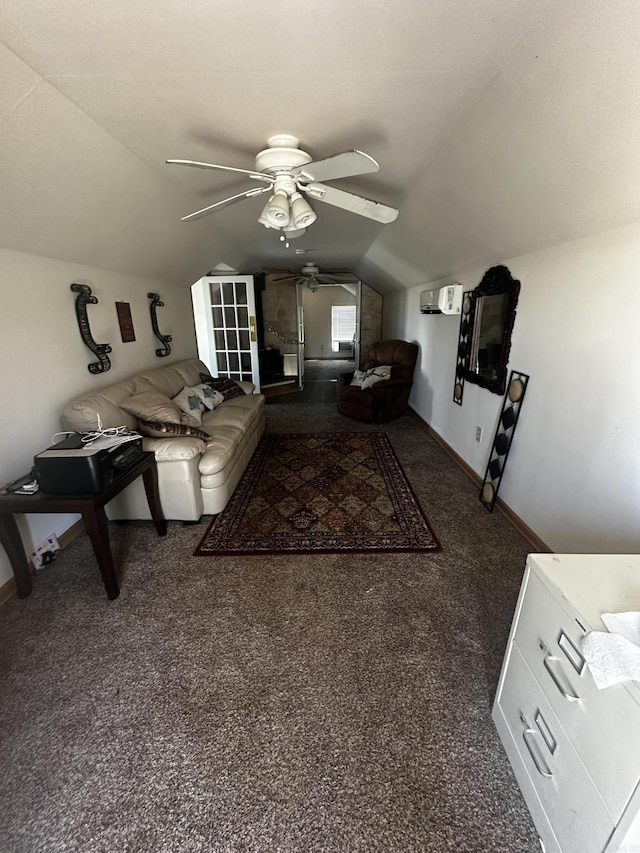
0;359;540;853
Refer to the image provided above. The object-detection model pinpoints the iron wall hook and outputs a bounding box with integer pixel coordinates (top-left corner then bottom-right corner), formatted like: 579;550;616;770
147;292;172;357
70;283;112;374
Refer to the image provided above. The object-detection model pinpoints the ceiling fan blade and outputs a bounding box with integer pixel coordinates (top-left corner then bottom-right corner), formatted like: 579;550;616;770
180;185;271;222
166;159;272;183
302;183;399;224
295;150;379;183
318;274;359;284
269;274;300;283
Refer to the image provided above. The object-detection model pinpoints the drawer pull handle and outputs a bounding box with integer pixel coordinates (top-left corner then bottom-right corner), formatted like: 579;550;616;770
522;729;553;778
558;630;586;675
535;710;557;756
543;654;580;702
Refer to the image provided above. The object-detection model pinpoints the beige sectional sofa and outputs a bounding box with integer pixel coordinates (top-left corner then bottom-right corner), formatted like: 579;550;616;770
60;358;265;521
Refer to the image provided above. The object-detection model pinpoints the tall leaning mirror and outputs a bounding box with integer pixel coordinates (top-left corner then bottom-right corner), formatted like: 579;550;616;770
463;265;520;395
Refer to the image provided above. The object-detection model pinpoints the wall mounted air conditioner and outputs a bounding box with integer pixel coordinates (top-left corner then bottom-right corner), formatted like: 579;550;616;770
420;284;463;315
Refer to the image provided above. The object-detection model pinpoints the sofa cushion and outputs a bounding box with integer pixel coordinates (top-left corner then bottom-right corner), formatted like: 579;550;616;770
172;385;206;426
189;383;224;411
199;373;245;400
199;428;245;476
121;386;181;423
142;436;208;461
138;419;209;440
135;359;209;399
201;395;262;432
198;393;264;476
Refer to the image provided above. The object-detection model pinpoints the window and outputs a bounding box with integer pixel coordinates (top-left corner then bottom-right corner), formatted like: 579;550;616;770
331;305;356;352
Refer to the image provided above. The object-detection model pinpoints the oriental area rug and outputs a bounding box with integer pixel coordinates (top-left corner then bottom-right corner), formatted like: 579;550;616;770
194;432;441;556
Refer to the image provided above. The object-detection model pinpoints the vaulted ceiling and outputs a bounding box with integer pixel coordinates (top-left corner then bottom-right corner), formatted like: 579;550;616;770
1;0;639;292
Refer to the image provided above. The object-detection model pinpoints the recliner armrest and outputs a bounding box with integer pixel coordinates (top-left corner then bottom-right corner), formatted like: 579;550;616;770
370;378;412;391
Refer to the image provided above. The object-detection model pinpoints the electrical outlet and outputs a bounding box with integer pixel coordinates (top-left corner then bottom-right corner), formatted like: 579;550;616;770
476;426;483;442
31;534;61;570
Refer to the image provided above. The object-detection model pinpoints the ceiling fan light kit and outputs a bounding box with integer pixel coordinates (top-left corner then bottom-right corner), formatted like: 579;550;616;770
167;133;399;234
290;192;317;228
261;190;290;228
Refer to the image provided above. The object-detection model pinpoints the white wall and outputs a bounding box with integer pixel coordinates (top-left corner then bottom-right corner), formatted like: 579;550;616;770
302;286;356;358
384;223;640;554
0;248;197;588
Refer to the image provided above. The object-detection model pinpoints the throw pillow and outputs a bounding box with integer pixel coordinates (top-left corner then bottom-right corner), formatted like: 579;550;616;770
199;373;245;400
172;385;206;426
121;389;181;424
361;365;392;390
137;419;210;440
189;383;225;411
350;370;366;387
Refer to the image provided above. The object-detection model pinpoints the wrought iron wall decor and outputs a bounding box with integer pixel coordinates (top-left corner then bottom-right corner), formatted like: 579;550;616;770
463;265;520;396
70;283;112;374
453;290;474;405
147;292;172;357
479;370;529;512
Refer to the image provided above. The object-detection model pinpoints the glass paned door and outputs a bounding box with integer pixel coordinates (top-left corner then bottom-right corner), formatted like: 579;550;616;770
191;276;260;389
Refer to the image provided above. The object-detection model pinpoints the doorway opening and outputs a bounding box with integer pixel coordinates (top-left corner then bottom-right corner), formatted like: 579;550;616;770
298;282;359;392
255;272;382;398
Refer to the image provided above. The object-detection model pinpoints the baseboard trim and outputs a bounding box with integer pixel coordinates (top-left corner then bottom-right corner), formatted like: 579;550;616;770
0;576;17;606
408;407;552;554
0;518;85;606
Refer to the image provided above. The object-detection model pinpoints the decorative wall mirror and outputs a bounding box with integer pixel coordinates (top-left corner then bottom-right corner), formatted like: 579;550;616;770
463;265;520;395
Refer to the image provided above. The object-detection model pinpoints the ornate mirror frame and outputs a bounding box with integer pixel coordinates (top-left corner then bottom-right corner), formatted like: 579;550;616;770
462;265;520;396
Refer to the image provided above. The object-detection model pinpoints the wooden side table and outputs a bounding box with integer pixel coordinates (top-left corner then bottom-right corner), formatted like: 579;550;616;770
0;451;166;600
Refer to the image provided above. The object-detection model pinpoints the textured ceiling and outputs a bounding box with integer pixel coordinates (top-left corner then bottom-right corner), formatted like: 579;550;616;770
1;0;639;291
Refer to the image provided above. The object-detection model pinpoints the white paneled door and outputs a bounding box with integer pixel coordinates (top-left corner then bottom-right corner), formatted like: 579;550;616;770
191;275;260;390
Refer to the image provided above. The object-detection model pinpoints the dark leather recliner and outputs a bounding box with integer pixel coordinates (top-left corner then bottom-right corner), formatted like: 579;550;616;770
336;339;419;423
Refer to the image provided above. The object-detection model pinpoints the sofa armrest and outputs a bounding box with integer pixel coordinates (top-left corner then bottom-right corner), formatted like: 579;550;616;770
236;380;256;394
142;436;207;461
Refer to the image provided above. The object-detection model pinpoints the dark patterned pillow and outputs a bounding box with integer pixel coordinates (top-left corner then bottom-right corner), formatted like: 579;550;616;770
199;373;245;400
138;419;209;440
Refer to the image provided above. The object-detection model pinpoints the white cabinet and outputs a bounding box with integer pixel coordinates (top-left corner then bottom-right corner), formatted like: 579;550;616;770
493;553;640;853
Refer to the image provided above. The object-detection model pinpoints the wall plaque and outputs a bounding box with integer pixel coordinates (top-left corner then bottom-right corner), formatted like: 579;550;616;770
116;302;136;342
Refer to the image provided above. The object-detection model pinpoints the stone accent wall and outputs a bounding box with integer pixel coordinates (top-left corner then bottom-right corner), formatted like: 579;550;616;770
359;282;383;368
262;277;298;355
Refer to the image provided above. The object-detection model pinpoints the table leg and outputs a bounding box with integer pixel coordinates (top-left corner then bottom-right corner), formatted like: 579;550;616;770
82;507;120;600
142;463;167;537
0;513;33;598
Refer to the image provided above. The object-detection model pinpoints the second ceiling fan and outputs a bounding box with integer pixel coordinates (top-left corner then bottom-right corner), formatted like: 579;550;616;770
167;134;399;237
270;264;359;292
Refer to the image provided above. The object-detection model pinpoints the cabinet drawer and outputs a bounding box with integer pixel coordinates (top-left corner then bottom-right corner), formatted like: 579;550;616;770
514;567;640;820
497;643;614;853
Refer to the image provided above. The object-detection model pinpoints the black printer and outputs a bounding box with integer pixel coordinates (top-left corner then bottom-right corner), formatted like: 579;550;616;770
34;433;143;495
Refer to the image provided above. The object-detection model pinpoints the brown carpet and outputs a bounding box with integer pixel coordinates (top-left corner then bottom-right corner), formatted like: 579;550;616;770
195;432;440;556
0;360;540;853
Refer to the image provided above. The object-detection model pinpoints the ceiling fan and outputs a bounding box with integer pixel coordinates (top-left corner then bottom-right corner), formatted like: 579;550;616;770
269;263;359;293
167;134;399;237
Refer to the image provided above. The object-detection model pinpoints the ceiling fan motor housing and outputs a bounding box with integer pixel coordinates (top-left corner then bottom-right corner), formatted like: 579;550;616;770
254;135;313;176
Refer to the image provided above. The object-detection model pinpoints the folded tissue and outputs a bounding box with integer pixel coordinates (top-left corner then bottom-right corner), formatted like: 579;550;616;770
581;612;640;689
